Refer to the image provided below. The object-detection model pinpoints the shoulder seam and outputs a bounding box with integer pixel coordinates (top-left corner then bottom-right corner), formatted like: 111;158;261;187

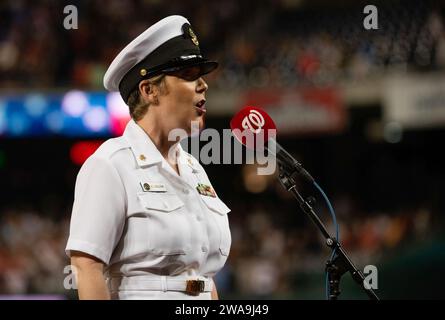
95;138;130;160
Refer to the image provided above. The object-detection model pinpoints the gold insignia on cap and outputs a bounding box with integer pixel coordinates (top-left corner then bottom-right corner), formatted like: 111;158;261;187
189;28;199;46
140;68;147;76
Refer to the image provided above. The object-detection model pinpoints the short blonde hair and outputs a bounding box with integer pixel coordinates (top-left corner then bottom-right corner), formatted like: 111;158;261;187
126;74;167;121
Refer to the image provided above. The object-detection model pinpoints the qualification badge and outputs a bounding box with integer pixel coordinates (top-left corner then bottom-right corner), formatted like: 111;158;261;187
196;183;216;198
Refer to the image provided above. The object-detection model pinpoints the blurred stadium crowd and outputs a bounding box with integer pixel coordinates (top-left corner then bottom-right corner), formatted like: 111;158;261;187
1;0;445;90
1;0;445;299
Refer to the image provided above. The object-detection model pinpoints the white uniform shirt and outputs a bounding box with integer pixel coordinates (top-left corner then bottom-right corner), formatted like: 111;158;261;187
66;119;231;299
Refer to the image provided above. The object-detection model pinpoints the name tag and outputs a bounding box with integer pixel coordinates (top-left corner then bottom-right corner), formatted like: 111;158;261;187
140;182;167;192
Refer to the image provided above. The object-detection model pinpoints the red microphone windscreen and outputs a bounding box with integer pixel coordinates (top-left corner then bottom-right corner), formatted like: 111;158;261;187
230;106;277;150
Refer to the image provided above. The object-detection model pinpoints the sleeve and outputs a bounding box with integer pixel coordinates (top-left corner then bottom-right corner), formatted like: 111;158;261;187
65;156;126;265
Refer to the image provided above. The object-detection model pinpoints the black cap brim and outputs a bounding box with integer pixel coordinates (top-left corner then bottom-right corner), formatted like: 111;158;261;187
161;60;218;76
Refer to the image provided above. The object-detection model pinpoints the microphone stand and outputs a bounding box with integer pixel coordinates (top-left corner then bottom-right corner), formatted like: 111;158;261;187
277;163;379;300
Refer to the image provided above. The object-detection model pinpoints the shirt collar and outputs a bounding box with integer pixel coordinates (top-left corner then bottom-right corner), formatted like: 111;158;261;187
123;119;200;173
177;143;200;174
123;119;164;167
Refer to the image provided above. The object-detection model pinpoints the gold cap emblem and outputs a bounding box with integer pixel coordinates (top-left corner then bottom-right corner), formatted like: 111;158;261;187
189;28;199;46
140;68;147;76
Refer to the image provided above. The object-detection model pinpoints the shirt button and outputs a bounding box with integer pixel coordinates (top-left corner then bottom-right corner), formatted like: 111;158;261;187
183;189;189;194
201;246;208;253
196;215;203;221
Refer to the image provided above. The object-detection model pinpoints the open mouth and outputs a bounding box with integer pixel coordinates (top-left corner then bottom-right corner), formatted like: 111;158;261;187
195;99;206;116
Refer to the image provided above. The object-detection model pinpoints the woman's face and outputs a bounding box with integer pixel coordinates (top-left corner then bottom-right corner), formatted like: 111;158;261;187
158;66;209;135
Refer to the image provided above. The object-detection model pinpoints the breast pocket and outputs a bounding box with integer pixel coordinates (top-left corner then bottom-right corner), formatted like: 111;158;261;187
136;192;191;255
138;192;184;212
200;196;232;256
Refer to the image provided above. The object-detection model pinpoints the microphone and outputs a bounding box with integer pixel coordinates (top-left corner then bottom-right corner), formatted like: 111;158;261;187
230;106;314;183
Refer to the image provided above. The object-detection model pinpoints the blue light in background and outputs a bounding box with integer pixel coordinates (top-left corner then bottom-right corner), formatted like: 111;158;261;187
61;90;89;117
0;91;119;137
24;94;48;118
45;110;65;133
9;112;30;136
0;99;6;135
83;106;108;133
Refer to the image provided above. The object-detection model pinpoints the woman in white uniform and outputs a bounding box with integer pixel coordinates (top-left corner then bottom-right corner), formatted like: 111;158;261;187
65;15;231;300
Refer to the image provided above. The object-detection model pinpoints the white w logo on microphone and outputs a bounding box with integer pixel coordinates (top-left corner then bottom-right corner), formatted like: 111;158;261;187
242;110;265;134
